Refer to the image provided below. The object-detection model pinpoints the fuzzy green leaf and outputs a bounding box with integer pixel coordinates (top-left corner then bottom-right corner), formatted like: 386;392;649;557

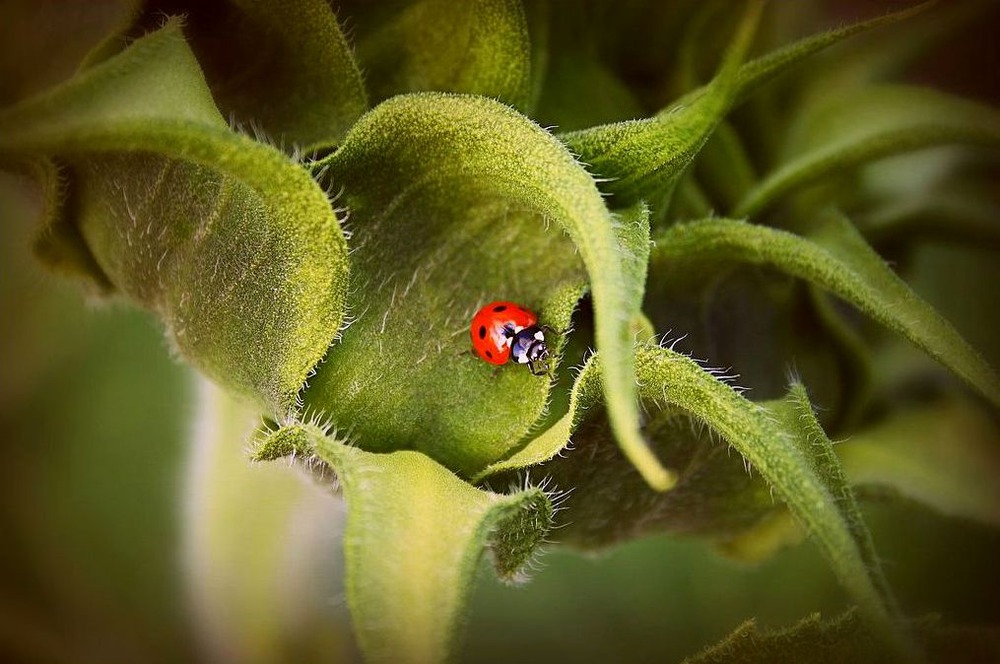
355;0;531;109
626;350;909;655
734;85;1000;218
253;424;553;664
0;21;349;412
304;93;670;488
489;351;779;549
651;215;1000;407
559;0;764;207
494;345;909;653
471;201;649;480
482;343;906;645
121;0;367;150
771;384;900;619
840;399;1000;528
472;347;604;483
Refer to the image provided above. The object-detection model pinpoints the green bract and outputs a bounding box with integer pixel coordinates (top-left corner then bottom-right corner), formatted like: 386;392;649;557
0;21;348;413
303;92;655;481
2;1;998;663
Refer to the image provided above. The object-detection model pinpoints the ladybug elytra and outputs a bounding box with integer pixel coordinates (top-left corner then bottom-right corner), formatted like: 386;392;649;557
469;301;550;376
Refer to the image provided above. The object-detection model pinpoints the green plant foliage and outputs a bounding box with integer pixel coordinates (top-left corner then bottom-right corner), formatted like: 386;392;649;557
354;0;531;110
21;157;112;291
734;85;1000;218
469;202;650;481
119;0;367;150
651;214;1000;407
253;422;552;664
731;2;933;106
304;93;667;486
2;1;999;663
560;0;763;207
0;21;349;412
492;345;910;654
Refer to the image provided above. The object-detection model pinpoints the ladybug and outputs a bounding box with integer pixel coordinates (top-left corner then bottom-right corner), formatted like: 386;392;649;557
470;301;550;376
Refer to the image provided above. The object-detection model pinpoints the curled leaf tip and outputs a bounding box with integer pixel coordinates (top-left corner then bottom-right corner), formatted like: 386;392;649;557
489;488;554;583
251;424;313;462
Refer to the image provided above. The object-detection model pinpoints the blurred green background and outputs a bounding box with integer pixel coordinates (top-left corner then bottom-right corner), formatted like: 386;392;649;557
2;2;1000;663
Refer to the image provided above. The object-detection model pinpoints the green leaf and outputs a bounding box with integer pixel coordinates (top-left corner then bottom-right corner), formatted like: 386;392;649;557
733;85;1000;218
685;610;1000;664
473;201;649;480
651;214;1000;407
731;2;933;107
626;351;909;655
16;158;112;293
771;384;900;619
479;343;901;628
355;0;531;109
493;345;909;653
527;1;646;133
487;352;781;550
304;93;671;488
559;0;764;207
253;423;553;664
533;49;645;133
839;398;1000;528
857;152;1000;250
185;379;353;663
472;346;604;483
123;0;367;150
0;21;349;413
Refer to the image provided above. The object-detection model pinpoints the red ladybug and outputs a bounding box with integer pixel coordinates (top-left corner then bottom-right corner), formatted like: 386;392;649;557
470;301;550;375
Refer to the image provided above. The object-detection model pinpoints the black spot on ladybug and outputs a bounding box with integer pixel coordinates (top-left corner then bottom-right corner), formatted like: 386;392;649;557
478;325;487;339
493;304;508;312
485;350;493;358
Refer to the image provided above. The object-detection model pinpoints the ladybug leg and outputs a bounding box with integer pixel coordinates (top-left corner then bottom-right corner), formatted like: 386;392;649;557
528;358;551;377
539;324;567;339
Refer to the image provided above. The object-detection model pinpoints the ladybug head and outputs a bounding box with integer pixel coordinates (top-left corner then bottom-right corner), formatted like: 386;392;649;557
511;325;550;376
